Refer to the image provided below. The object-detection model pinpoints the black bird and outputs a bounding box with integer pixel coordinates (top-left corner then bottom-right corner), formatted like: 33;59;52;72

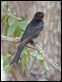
10;12;44;65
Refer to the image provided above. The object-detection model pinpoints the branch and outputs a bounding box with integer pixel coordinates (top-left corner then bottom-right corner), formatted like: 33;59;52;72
34;43;61;72
1;35;36;49
1;35;21;42
1;35;61;72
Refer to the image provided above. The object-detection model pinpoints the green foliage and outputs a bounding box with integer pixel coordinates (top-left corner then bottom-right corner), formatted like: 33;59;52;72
14;27;22;37
30;50;49;69
3;64;14;74
1;2;28;37
18;21;28;31
3;14;27;37
1;2;49;74
3;54;12;67
1;1;9;10
30;50;43;60
30;50;38;57
43;61;49;70
7;11;22;21
20;47;30;72
7;22;17;36
3;53;14;74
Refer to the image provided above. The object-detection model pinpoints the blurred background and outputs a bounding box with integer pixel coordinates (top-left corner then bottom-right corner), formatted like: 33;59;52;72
1;1;61;81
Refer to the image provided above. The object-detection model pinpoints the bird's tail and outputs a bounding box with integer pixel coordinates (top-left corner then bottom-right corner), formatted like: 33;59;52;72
10;42;26;65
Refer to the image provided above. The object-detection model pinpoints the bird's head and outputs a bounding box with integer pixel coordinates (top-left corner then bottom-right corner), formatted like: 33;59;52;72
34;12;44;20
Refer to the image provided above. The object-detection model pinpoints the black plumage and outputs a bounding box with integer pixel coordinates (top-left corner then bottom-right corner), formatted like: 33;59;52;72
10;12;44;65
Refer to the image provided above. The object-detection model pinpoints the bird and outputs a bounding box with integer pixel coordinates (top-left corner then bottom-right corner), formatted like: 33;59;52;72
10;12;44;65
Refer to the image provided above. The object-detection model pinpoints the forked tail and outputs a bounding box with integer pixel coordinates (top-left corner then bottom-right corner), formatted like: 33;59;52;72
10;42;26;65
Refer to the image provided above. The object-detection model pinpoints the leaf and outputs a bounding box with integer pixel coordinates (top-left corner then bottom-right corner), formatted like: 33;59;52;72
1;1;9;10
4;16;10;36
3;54;12;67
18;21;28;31
40;60;49;70
14;26;23;37
8;17;15;26
8;12;21;20
37;55;44;60
1;2;7;9
43;61;50;70
5;17;17;36
30;50;38;57
40;60;44;65
19;48;30;73
7;23;17;36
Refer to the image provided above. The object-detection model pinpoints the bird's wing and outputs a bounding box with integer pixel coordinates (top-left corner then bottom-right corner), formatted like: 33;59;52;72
18;21;44;49
21;21;44;42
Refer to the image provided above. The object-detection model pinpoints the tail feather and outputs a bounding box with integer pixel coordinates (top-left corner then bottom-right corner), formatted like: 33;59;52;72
10;43;26;65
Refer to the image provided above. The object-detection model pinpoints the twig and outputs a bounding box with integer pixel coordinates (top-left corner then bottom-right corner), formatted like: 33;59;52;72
34;43;61;72
1;35;21;42
1;35;36;49
1;34;61;72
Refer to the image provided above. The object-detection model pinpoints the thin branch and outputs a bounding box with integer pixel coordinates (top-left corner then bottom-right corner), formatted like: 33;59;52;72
1;34;61;72
1;35;36;49
34;43;61;72
1;35;21;42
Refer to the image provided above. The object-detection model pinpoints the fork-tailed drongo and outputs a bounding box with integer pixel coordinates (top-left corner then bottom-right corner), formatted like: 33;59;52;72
10;12;44;65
